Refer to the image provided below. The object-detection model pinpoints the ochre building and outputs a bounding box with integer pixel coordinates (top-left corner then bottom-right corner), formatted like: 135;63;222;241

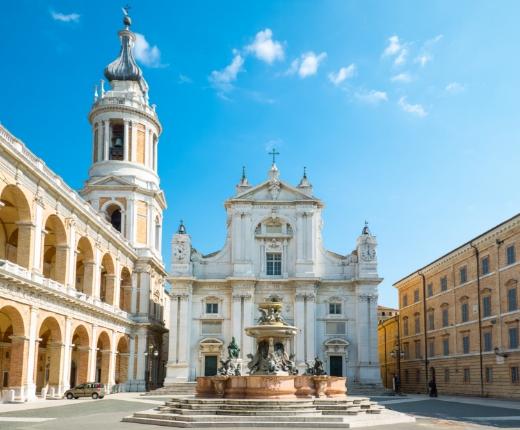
394;214;520;398
0;14;168;402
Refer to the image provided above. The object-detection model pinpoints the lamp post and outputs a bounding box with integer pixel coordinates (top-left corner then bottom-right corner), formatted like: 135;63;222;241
144;345;159;391
390;343;404;394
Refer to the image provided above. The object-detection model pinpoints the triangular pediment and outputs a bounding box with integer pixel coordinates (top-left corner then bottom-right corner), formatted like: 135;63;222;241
231;180;320;204
87;176;135;187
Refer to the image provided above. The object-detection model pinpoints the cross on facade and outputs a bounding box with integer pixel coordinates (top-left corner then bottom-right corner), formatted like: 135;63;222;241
269;148;280;165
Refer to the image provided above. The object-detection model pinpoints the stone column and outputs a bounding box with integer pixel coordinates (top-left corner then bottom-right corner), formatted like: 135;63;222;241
138;270;151;315
93;247;102;299
88;325;98;381
356;292;381;384
242;293;255;360
32;198;44;273
104;274;117;306
103;120;110;160
131;121;137;162
8;336;29;401
135;328;147;389
127;196;135;244
130;272;138;313
123;120;130;161
107;332;117;389
294;293;306;371
83;262;96;296
231;294;242;352
127;335;136;383
47;341;64;396
60;316;73;394
55;244;69;285
24;306;39;401
16;221;34;270
305;293;316;363
65;217;77;290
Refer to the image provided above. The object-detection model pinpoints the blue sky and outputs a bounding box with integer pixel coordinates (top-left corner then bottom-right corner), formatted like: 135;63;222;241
2;1;520;308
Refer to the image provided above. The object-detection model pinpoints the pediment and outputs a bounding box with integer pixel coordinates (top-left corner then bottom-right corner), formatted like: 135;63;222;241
232;180;319;203
87;176;135;187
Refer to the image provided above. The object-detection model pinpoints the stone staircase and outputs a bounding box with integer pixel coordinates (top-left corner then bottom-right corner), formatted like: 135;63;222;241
123;396;415;428
144;383;197;396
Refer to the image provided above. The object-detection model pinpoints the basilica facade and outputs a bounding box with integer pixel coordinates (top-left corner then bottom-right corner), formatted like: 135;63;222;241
165;164;382;385
0;14;167;402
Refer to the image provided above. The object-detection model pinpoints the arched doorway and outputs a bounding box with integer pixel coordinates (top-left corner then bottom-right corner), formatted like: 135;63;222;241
119;268;132;312
42;215;67;284
115;336;129;386
99;254;115;305
96;332;111;385
0;185;32;268
70;325;90;387
104;203;123;234
36;317;62;394
75;237;95;295
0;306;26;398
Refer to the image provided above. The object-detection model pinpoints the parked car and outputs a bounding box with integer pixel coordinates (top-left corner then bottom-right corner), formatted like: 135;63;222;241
64;382;106;399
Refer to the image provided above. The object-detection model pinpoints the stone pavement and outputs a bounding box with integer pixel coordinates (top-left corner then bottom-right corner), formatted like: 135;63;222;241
0;393;518;429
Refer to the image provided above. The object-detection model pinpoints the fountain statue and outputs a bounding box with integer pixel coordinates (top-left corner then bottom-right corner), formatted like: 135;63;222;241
195;298;347;399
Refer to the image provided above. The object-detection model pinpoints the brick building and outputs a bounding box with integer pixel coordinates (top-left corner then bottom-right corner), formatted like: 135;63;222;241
394;214;520;398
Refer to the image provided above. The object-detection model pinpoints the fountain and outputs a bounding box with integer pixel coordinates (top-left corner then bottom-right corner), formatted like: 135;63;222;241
123;299;415;427
195;298;347;399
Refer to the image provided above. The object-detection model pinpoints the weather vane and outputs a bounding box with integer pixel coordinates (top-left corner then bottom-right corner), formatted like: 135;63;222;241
122;4;132;27
268;148;280;165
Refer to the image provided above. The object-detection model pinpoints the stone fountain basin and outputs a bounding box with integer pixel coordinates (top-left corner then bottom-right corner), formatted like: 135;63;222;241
196;375;347;399
244;325;298;339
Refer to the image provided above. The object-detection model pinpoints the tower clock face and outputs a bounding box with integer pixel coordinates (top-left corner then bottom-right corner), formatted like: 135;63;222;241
174;244;186;261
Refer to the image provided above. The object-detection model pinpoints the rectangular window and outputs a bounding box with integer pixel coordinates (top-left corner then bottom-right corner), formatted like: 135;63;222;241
402;294;408;307
428;312;435;330
206;303;219;314
329;303;342;315
483;331;493;352
462;335;470;354
415;340;421;359
201;321;222;335
442;308;449;327
482;296;492;318
507;245;516;265
414;289;420;303
459;266;467;284
414;315;421;334
509;327;519;349
403;318;409;336
461;303;469;322
444;368;450;383
442;338;449;356
403;343;410;359
508;288;518;312
428;340;435;356
481;256;490;275
485;367;493;383
326;322;346;335
463;367;470;383
512;367;520;384
440;276;448;292
266;252;282;276
427;283;433;297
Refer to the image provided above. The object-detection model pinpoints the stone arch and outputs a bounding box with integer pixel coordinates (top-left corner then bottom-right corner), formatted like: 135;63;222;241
42;214;68;284
0;305;28;394
115;335;130;384
96;331;111;384
70;324;90;387
99;254;116;305
75;236;95;295
36;316;63;394
101;201;125;234
119;267;132;312
0;184;33;268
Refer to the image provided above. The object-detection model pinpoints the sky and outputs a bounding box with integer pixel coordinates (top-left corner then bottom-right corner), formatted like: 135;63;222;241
2;1;520;308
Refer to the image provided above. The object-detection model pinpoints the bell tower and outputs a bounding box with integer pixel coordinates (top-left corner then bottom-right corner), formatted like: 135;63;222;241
81;10;166;261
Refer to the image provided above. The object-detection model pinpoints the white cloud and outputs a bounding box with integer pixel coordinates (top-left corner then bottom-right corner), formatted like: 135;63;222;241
382;35;409;66
356;90;388;104
134;33;162;68
414;54;432;67
445;82;465;94
391;72;412;83
328;64;356;86
398;96;427;117
246;29;284;64
209;53;245;91
287;52;327;78
51;11;80;23
414;35;443;67
178;74;193;84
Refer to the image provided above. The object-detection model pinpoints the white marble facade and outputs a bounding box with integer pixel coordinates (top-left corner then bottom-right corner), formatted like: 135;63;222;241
165;164;382;385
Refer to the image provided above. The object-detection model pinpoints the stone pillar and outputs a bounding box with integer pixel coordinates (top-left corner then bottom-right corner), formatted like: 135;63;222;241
127;196;135;244
356;292;381;384
231;294;242;353
93;247;102;299
104;274;117;306
16;221;34;270
123;120;130;161
8;336;29;401
130;272;138;313
107;332;117;389
131;121;137;162
103;120;110;160
66;218;77;290
60;317;73;394
127;335;136;382
47;341;64;395
294;293;305;372
242;293;254;360
32;199;44;273
165;285;192;383
24;306;39;401
83;262;96;297
76;346;90;384
55;244;69;285
305;293;316;363
88;325;98;381
138;270;151;315
135;329;147;389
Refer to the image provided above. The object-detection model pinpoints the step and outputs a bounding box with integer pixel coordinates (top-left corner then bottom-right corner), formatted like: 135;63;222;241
133;412;343;423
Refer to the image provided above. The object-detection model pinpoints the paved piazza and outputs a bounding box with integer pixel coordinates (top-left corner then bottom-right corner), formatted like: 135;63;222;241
0;394;519;429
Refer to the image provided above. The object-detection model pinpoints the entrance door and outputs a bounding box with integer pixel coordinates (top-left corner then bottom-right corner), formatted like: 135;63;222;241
329;356;343;376
204;355;218;376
